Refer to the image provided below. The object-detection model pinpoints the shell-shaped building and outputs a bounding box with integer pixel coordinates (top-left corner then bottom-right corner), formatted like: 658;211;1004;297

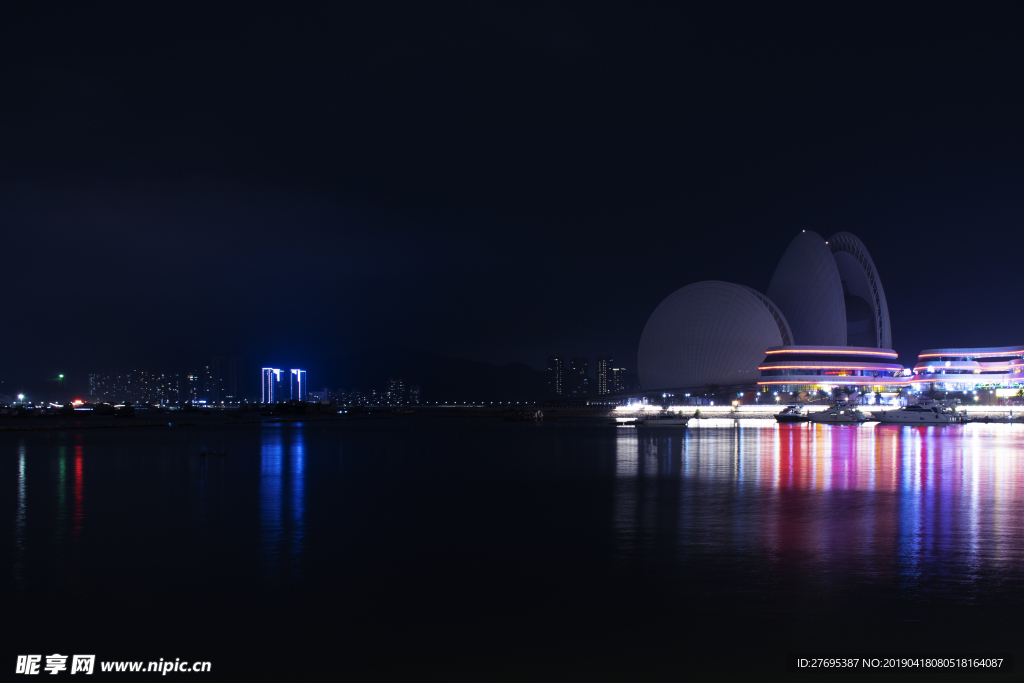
636;230;894;392
766;231;847;347
827;231;892;349
637;281;793;390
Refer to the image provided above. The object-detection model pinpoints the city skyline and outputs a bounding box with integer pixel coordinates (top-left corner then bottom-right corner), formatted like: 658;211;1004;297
4;5;1024;679
4;349;648;405
3;7;1024;394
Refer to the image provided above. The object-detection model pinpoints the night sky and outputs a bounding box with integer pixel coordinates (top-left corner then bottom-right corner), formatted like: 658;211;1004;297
3;4;1024;396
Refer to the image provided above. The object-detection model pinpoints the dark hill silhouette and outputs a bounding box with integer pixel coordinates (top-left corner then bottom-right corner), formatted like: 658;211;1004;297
317;347;551;403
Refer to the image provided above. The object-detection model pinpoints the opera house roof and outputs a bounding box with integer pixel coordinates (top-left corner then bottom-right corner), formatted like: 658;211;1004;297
766;230;846;347
638;281;793;390
637;230;894;391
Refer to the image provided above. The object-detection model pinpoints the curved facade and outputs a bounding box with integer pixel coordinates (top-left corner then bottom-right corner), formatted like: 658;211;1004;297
758;345;905;389
638;281;793;390
912;346;1024;389
828;232;892;349
766;231;847;346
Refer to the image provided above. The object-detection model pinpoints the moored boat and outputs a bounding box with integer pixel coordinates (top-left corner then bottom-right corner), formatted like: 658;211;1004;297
808;402;872;424
774;405;809;423
640;414;689;427
873;400;964;425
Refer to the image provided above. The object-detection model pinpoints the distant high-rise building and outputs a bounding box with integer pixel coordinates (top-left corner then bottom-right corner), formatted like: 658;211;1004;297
201;365;216;403
212;356;241;403
310;387;336;403
290;369;307;401
88;370;181;405
569;357;590;396
262;368;281;404
596;358;613;395
88;373;111;402
154;373;180;406
546;357;564;395
386;378;405;405
609;367;628;394
409;385;421;405
624;370;641;392
185;370;202;404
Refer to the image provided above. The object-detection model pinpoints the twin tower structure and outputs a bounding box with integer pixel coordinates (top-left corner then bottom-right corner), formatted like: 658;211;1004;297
638;231;897;392
261;367;308;403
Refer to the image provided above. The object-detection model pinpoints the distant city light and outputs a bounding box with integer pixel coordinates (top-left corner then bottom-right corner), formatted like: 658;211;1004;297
17;394;24;401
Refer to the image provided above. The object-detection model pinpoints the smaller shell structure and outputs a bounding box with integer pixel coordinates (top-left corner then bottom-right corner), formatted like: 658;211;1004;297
766;230;847;346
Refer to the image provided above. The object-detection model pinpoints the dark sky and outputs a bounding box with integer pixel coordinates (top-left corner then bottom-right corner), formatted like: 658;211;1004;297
2;3;1024;395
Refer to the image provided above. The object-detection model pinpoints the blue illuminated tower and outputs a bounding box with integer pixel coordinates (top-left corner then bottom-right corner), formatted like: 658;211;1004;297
262;368;281;404
290;369;307;401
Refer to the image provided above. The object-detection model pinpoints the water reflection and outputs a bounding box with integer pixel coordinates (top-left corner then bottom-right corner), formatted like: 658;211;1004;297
259;426;306;585
260;428;283;578
70;439;85;583
614;423;1024;591
73;440;84;537
12;442;27;588
290;429;305;565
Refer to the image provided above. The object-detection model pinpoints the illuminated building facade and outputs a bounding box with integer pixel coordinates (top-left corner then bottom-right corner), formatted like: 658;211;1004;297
290;369;307;401
262;368;281;403
546;357;564;395
609;366;628;393
911;346;1024;391
184;370;201;403
386;378;405;405
596;358;612;395
757;346;906;393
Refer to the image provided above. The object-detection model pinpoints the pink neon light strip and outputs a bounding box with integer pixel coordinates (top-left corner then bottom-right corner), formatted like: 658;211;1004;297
918;351;1024;358
765;348;898;358
759;365;902;371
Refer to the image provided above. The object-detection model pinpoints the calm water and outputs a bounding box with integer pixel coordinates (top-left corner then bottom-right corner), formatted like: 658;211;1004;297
4;417;1024;679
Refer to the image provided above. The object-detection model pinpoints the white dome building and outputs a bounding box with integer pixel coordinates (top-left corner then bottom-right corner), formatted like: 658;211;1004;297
637;281;793;390
766;230;847;347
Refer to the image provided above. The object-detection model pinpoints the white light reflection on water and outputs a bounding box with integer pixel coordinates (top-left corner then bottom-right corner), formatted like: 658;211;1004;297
613;423;1024;591
12;442;27;588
